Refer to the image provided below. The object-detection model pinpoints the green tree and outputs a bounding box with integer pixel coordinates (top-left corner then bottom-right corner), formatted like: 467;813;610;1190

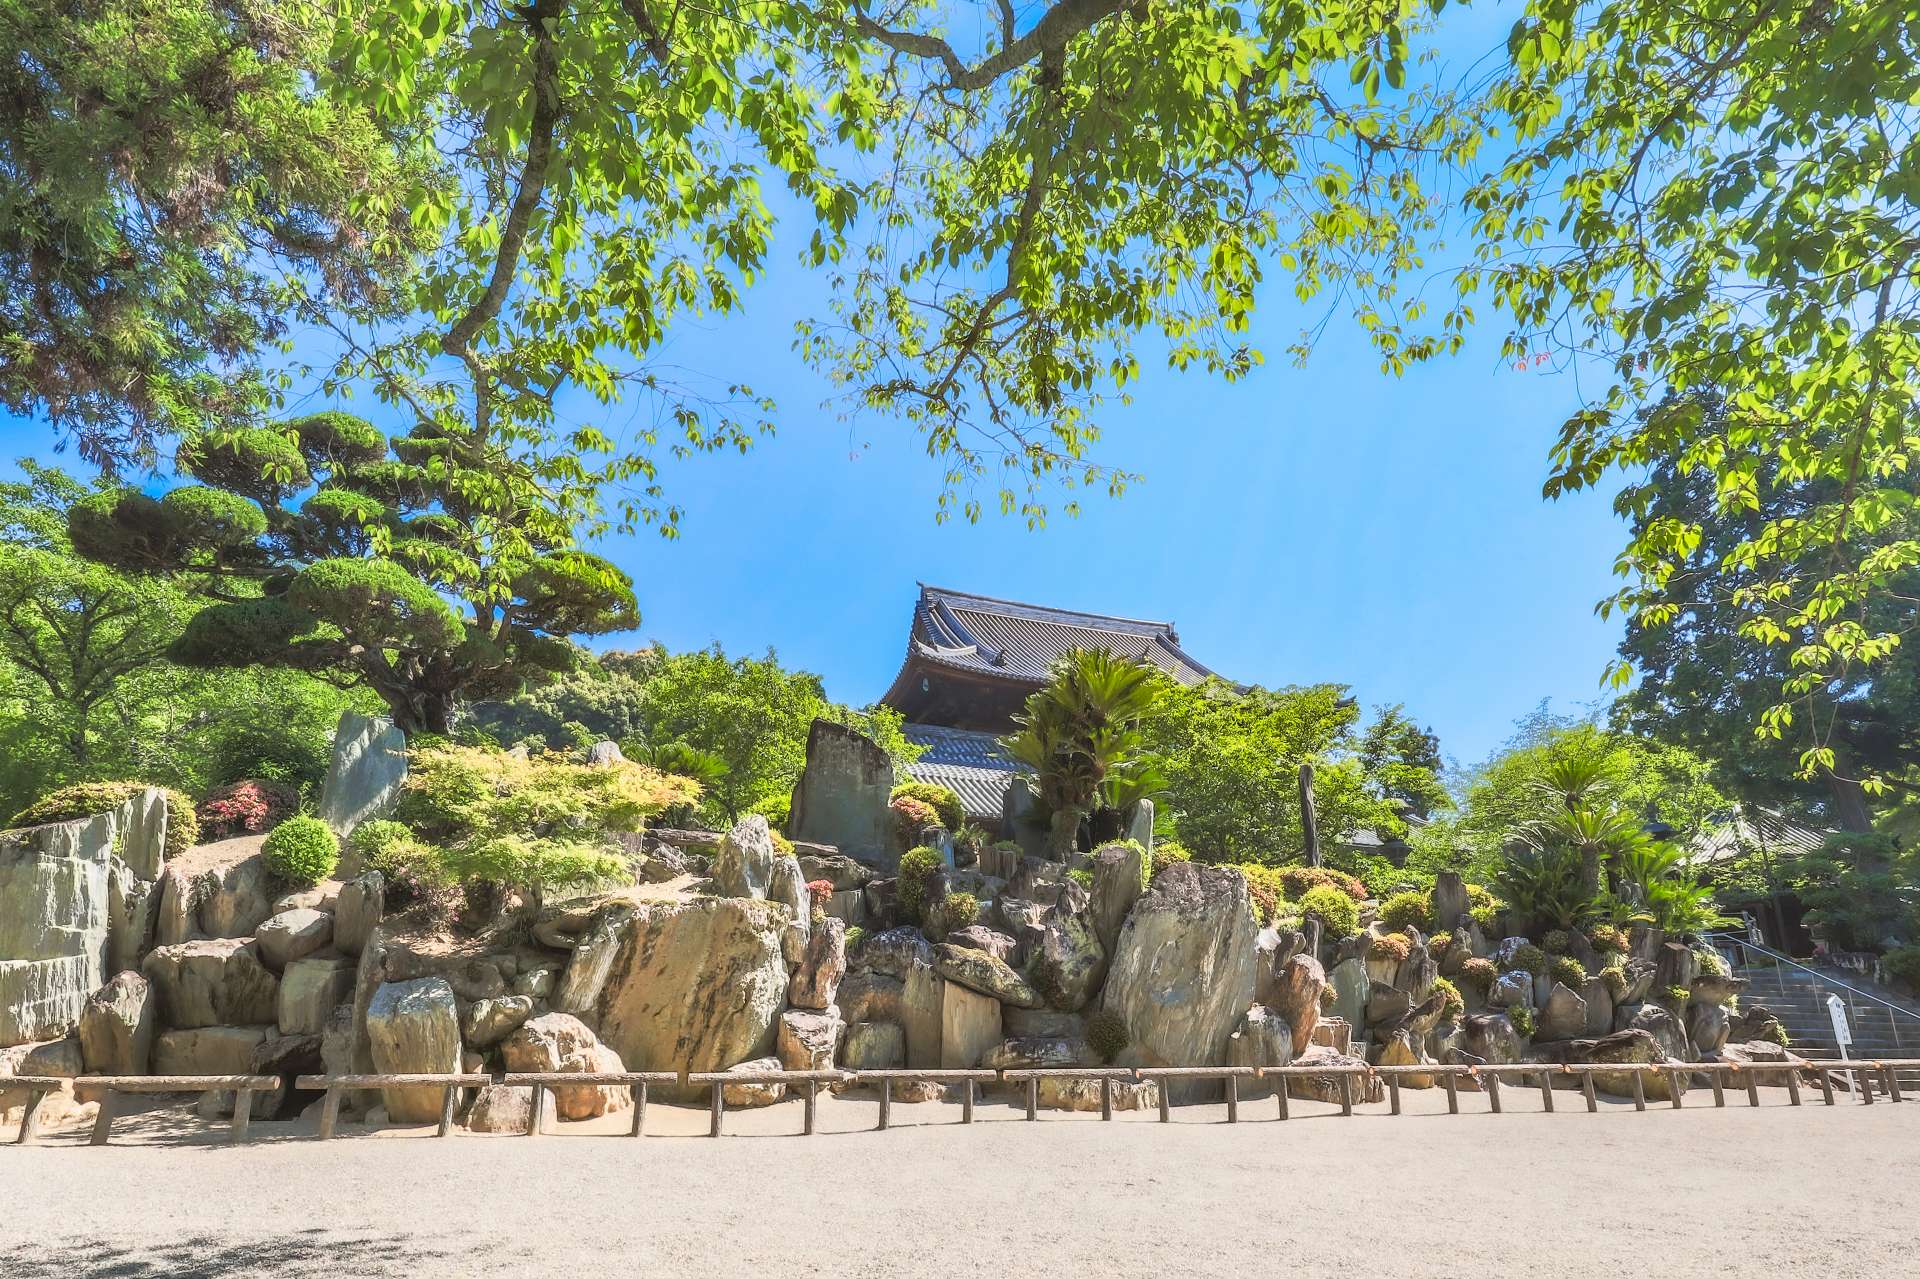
0;0;436;469
1145;681;1448;867
68;412;641;735
1468;1;1920;788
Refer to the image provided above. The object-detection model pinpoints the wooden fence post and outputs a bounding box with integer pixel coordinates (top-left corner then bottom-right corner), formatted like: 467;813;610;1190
1443;1071;1459;1115
1666;1068;1683;1109
1818;1069;1835;1105
89;1089;118;1146
15;1087;48;1145
318;1087;342;1140
709;1080;725;1137
1580;1071;1597;1113
877;1079;891;1131
1784;1068;1801;1107
1225;1074;1238;1124
1275;1079;1289;1121
1025;1076;1037;1122
804;1081;818;1135
1884;1064;1903;1103
230;1089;253;1143
1710;1070;1725;1107
527;1083;547;1136
631;1082;648;1136
1486;1073;1502;1114
1387;1074;1401;1116
1158;1079;1171;1123
437;1084;458;1137
1538;1070;1555;1113
1338;1071;1353;1117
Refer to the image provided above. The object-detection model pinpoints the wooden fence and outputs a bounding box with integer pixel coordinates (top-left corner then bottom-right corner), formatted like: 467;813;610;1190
7;1057;1913;1146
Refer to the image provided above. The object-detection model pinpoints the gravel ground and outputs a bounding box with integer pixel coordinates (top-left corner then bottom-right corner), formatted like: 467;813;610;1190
3;1085;1913;1278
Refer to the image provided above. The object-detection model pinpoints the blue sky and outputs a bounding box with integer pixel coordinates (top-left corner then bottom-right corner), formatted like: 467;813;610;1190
0;6;1628;770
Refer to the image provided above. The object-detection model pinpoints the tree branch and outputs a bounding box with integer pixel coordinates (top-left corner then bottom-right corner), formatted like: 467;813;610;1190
853;0;1125;91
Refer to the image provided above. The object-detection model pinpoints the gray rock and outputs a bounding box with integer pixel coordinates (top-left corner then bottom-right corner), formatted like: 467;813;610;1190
255;908;334;971
141;938;279;1029
1537;982;1588;1041
777;1008;844;1072
584;740;625;766
153;1024;270;1075
1580;975;1615;1037
333;872;384;957
1432;871;1470;929
837;970;905;1025
1327;958;1369;1030
1040;1076;1159;1112
1100;862;1258;1102
1089;841;1146;956
931;944;1043;1008
789;719;896;866
946;925;1017;963
462;995;535;1048
77;971;155;1074
789;916;846;1011
862;926;934;980
366;977;462;1122
1626;1002;1690;1062
1461;1012;1522;1065
799;850;872;892
1490;969;1534;1010
939;979;1002;1069
1367;981;1412;1027
513;966;557;1001
769;853;810;932
501;1013;630;1120
1030;907;1106;1012
1286;1044;1385;1105
1532;1027;1685;1099
982;1035;1088;1070
713;815;777;899
1690;972;1749;1005
1227;1004;1295;1098
1263;954;1325;1057
463;1084;534;1133
197;855;277;939
722;1056;787;1107
1687;999;1730;1056
841;1020;905;1070
278;956;356;1036
153;865;196;948
1003;1007;1087;1039
316;711;408;838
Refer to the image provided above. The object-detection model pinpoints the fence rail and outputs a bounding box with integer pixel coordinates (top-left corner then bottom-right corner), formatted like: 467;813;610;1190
9;1057;1915;1146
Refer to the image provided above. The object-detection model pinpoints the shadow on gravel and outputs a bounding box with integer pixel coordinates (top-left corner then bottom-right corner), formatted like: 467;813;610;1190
6;1229;468;1278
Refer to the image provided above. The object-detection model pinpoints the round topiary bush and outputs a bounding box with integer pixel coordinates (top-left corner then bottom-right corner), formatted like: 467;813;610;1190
1549;955;1587;989
889;795;939;849
1504;943;1548;976
1458;956;1496;995
346;819;418;875
1587;924;1629;954
1368;931;1413;963
1542;929;1570;954
896;845;945;921
1506;1004;1536;1038
1379;890;1432;934
889;781;963;832
1087;1008;1130;1064
196;778;300;841
927;890;980;938
1300;884;1360;938
1432;975;1465;1021
1149;841;1192;878
262;814;340;885
10;780;200;857
1599;964;1628;1001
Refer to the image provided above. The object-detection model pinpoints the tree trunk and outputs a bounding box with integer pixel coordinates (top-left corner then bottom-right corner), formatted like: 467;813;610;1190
1047;806;1082;862
1299;762;1321;868
1822;766;1873;834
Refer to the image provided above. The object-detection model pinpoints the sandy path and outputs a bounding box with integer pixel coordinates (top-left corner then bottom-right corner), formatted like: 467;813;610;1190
3;1087;1913;1278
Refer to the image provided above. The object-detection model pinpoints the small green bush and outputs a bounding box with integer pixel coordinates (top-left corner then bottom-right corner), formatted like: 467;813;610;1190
1504;943;1548;976
1368;932;1412;963
1506;1004;1536;1038
1549;955;1587;989
1467;884;1500;932
1067;867;1094;889
954;823;993;861
1379;890;1433;934
1458;957;1496;994
927;890;980;937
1587;924;1629;953
1662;984;1691;1004
770;829;795;857
1278;865;1367;902
1318;984;1336;1010
1542;929;1570;954
1087;1008;1130;1063
889;795;940;848
844;925;867;954
896;845;945;920
1429;930;1454;958
1883;945;1920;991
262;814;340;885
1431;976;1465;1021
1299;884;1360;938
1599;966;1628;1001
1694;946;1730;977
347;819;421;875
10;781;200;858
890;782;962;832
1765;1020;1790;1047
1235;863;1287;925
1150;840;1191;879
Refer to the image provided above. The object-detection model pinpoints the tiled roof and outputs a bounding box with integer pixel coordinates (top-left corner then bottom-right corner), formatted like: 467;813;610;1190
1689;807;1830;865
903;584;1215;687
903;724;1019;824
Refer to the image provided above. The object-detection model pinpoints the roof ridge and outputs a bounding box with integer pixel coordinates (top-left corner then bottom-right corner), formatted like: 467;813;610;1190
918;582;1178;635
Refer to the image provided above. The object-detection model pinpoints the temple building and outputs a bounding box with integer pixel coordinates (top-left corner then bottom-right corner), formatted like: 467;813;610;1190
879;584;1217;828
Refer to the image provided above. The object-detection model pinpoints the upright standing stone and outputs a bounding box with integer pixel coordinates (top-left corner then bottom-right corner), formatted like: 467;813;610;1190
316;711;408;840
939;979;1002;1069
77;971;155;1074
1327;957;1369;1033
789;719;895;867
1123;798;1155;859
0;809;130;1046
1089;841;1146;956
333;871;384;956
366;976;462;1122
713;815;777;899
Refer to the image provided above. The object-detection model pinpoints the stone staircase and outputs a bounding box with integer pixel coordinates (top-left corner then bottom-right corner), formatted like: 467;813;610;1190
1720;942;1920;1088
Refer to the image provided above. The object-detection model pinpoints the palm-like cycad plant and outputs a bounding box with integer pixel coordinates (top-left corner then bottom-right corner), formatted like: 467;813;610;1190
1001;649;1166;860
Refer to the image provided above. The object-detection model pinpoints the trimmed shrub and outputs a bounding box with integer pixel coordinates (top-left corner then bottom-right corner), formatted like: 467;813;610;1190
771;829;795;857
889;795;939;848
1662;984;1691;1004
1458;957;1497;995
1598;965;1628;1002
897;845;945;921
1379;890;1432;934
1884;945;1920;992
1467;884;1500;932
1318;984;1336;1010
1503;943;1548;976
749;792;791;832
1429;930;1454;959
1694;946;1730;977
196;778;300;840
1507;1004;1536;1038
1368;932;1412;963
1278;865;1367;903
1067;867;1094;890
844;925;866;954
1542;929;1570;954
927;890;980;938
1432;975;1465;1021
347;819;422;877
1235;863;1287;925
1087;1008;1130;1064
1150;841;1192;878
10;781;200;857
1587;924;1629;954
262;814;340;885
890;782;962;832
806;878;834;911
1299;884;1360;938
1548;955;1588;989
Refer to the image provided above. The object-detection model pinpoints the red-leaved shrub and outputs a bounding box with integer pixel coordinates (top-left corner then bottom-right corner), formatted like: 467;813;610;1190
196;779;300;840
806;878;834;910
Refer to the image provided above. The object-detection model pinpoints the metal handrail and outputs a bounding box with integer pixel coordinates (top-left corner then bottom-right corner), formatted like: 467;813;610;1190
1705;931;1920;1026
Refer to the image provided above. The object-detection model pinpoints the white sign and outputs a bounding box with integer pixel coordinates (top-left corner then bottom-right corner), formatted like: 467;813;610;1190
1826;993;1852;1054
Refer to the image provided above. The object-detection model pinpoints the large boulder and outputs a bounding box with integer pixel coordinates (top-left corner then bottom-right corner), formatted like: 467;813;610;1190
279;956;356;1036
789;718;896;867
777;1008;844;1072
799;850;872;892
713;815;777;899
841;1020;905;1070
501;1013;630;1120
1461;1012;1522;1065
153;1024;271;1075
366;977;462;1122
1263;955;1325;1057
254;909;334;971
932;944;1042;1008
1100;862;1259;1102
152;866;196;948
1687;999;1731;1056
141;938;279;1029
1040;1076;1159;1112
1537;983;1589;1041
76;971;155;1075
1030;906;1106;1012
721;1056;787;1108
1287;1044;1385;1105
1326;958;1368;1030
463;1084;534;1134
983;1036;1089;1071
836;970;905;1025
333;872;384;956
582;897;789;1097
196;854;277;939
1533;1028;1685;1100
316;711;407;839
1624;1002;1690;1062
940;979;1002;1069
1089;842;1146;956
1375;1029;1433;1088
1432;872;1471;928
1227;1004;1295;1098
947;925;1018;964
462;995;535;1049
789;916;847;1010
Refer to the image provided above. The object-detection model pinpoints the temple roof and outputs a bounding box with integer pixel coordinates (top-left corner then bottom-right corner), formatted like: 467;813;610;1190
900;724;1019;824
882;584;1216;710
